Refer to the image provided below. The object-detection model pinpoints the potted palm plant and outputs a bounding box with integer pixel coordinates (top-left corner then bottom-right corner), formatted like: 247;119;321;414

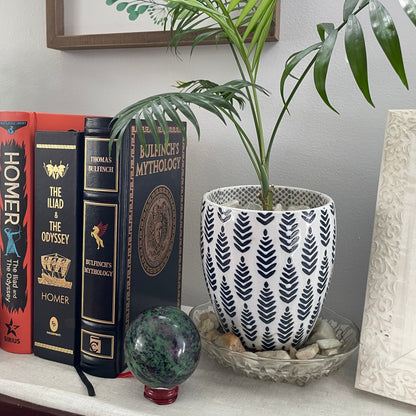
106;0;415;351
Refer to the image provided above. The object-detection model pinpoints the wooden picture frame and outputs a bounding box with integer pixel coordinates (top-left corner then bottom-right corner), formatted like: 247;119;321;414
355;109;416;406
46;0;280;50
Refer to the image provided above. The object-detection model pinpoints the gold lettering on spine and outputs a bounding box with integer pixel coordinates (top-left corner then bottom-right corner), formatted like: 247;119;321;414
135;141;181;176
41;292;70;304
41;185;69;245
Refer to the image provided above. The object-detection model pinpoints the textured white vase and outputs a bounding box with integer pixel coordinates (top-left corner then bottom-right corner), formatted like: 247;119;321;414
200;185;336;351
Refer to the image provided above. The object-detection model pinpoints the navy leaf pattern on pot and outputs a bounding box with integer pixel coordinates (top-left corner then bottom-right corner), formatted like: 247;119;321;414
203;204;215;243
301;227;318;275
277;306;294;345
320;208;331;247
256;211;274;226
220;276;236;317
200;201;206;261
213;294;229;332
202;186;336;350
317;252;329;295
297;279;314;321
301;210;316;224
257;282;277;324
234;256;253;301
308;297;321;332
215;226;231;273
241;303;257;342
233;212;252;253
279;212;300;253
218;206;232;223
231;321;247;349
279;258;299;303
292;323;304;348
256;230;277;278
261;326;276;350
204;247;217;292
330;202;336;264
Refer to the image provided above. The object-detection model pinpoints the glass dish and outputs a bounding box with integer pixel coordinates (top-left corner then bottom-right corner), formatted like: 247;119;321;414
189;302;360;386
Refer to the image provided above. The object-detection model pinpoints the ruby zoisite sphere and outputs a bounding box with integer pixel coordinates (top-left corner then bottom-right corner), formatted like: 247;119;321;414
124;306;201;404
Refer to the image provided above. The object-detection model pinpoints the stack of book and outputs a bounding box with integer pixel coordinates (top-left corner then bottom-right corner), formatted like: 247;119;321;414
0;111;186;378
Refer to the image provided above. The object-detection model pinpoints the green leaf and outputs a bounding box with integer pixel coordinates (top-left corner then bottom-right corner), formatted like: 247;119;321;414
158;96;187;141
191;30;222;54
369;0;408;88
138;5;149;14
317;23;335;41
246;0;278;65
128;12;139;20
116;2;128;11
251;9;275;72
242;0;275;41
169;95;201;138
167;1;235;51
345;14;374;106
106;0;118;5
127;4;137;13
109;79;260;151
399;0;416;27
228;0;242;13
280;43;322;107
235;0;259;27
151;101;170;146
134;118;147;153
343;0;360;21
313;28;339;112
142;106;161;148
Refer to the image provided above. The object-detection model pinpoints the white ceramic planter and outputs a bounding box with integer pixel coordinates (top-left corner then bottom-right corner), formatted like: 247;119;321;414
200;185;336;351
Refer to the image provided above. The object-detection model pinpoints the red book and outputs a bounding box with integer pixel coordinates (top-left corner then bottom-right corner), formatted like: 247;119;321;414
0;111;87;353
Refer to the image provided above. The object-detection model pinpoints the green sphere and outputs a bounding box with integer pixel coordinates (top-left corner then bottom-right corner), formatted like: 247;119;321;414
124;306;201;389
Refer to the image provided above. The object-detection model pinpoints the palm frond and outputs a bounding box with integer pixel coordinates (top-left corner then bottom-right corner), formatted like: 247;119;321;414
369;0;408;88
110;79;267;154
399;0;416;26
345;14;374;106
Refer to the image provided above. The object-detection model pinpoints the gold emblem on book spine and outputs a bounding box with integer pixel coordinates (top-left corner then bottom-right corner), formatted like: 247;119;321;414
43;160;69;179
38;253;72;288
91;221;108;250
88;335;102;354
49;316;58;333
138;185;176;276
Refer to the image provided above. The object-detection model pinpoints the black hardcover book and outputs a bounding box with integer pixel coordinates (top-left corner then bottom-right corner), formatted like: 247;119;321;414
33;130;84;365
80;117;186;378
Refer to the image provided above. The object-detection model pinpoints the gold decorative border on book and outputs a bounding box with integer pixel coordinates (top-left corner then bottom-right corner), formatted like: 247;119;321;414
177;136;186;307
84;137;119;193
80;329;114;360
34;342;73;355
36;144;77;150
81;201;118;325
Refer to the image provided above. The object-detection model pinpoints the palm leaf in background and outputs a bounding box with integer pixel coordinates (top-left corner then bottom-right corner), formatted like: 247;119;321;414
281;0;411;113
110;79;268;155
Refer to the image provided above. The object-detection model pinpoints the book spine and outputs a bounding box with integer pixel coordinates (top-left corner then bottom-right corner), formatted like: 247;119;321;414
80;118;186;378
33;131;84;365
0;112;34;353
127;122;186;322
80;117;126;378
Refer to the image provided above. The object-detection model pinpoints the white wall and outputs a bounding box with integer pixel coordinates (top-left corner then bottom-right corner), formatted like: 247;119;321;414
1;1;415;326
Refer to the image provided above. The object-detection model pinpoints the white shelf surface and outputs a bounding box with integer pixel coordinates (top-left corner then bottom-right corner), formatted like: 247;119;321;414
0;309;415;416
